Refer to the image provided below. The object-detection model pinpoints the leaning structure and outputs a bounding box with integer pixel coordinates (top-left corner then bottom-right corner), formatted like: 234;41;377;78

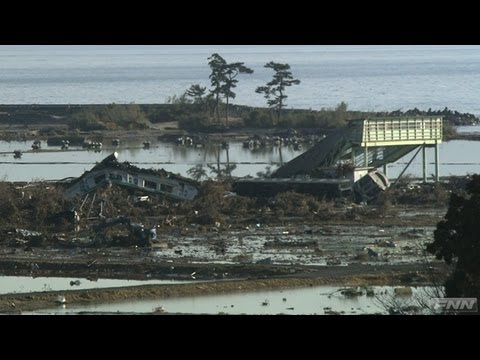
64;152;199;201
234;116;443;203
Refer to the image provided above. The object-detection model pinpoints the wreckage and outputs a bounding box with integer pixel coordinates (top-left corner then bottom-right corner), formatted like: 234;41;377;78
64;152;199;201
234;116;443;203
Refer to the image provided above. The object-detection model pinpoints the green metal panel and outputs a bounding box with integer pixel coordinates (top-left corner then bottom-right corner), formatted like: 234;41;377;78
360;116;443;147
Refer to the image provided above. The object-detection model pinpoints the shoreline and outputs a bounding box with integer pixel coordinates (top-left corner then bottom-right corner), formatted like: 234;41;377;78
0;103;477;143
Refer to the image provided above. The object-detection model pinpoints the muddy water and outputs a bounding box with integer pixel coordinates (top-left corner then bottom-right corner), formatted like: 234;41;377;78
26;285;436;315
0;276;192;295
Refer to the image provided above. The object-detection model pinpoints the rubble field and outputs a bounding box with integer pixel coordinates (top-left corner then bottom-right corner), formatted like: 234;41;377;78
0;178;458;312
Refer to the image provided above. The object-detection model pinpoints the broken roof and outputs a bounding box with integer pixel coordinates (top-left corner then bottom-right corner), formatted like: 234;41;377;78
68;152;198;187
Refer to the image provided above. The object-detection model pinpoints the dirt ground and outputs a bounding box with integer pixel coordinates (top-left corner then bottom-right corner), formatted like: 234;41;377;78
0;178;453;314
0;202;450;314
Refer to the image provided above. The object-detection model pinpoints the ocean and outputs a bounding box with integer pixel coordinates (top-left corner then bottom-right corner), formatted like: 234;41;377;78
1;45;480;114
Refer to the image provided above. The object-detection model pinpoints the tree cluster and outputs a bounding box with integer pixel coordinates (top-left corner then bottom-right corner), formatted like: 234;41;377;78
182;54;300;128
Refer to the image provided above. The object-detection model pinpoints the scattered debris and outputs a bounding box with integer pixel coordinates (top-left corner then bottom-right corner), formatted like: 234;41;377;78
365;248;379;258
365;288;375;297
55;295;66;304
153;306;165;314
394;287;413;297
91;216;158;247
353;170;390;204
84;258;98;268
83;140;103;150
256;257;273;265
232;254;253;264
340;287;364;297
326;258;342;266
324;309;341;315
31;140;41;150
376;240;397;248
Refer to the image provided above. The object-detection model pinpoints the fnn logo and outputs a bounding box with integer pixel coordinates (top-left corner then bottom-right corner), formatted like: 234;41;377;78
430;298;478;313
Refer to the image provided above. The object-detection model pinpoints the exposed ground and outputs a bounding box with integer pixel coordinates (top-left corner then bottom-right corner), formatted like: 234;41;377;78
0;179;454;314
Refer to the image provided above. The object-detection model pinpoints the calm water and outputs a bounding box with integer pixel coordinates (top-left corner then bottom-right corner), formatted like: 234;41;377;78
1;45;480;114
455;125;480;133
0;275;192;295
26;285;436;315
0;141;303;181
1;136;479;181
389;139;480;179
2;45;480;181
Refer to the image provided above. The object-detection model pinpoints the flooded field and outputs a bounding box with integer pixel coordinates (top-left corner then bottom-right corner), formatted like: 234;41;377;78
0;275;192;295
25;285;438;315
1;135;480;182
0;140;303;181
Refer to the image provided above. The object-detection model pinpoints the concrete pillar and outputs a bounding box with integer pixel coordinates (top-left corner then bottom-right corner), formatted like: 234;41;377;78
435;142;440;182
422;145;427;183
383;164;388;178
364;146;368;167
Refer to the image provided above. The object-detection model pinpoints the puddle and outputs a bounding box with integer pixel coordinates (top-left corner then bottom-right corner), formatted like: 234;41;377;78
26;285;439;315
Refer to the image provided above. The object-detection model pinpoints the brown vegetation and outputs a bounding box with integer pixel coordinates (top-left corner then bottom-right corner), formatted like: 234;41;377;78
0;176;464;250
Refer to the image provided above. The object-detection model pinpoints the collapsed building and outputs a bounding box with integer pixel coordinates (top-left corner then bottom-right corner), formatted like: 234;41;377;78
55;153;201;247
64;152;199;201
234;116;443;203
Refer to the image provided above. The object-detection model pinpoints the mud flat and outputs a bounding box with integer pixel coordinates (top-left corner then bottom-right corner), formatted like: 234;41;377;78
0;214;450;314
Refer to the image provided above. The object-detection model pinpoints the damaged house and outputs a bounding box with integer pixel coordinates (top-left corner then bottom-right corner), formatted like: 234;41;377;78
64;152;199;201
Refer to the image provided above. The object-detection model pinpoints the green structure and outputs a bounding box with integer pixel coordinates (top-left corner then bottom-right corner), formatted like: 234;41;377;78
273;116;443;183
